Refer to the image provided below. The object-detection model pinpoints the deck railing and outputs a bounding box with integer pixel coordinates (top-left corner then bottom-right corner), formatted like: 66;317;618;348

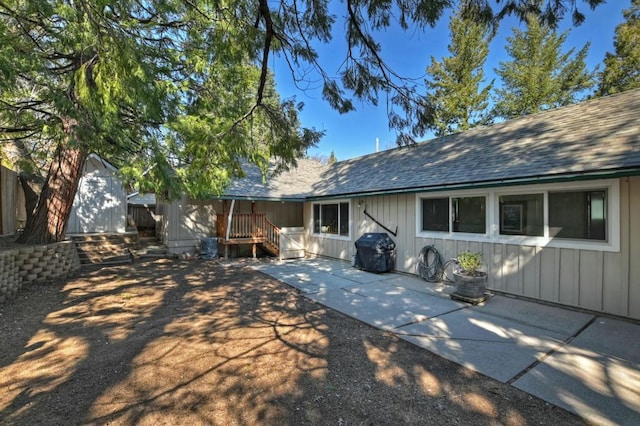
263;217;280;251
216;213;262;240
216;213;280;255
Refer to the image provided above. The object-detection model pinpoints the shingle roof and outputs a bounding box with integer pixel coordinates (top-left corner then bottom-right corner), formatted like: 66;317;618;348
226;89;640;200
222;158;328;200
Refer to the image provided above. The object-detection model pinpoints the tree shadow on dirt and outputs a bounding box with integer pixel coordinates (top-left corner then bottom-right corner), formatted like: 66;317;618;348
0;259;583;425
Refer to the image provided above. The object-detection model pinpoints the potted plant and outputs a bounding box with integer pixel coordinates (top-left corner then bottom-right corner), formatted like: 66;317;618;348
451;250;488;302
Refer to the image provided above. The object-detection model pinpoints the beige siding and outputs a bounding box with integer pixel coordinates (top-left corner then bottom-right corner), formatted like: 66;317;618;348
1;164;18;235
253;201;303;228
305;178;640;320
304;202;352;261
522;246;540;299
629;177;640;318
542;248;561;302
161;196;219;254
558;249;579;306
161;198;304;255
579;250;604;311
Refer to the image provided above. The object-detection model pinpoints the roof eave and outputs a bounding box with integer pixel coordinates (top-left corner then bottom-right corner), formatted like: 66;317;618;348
305;168;640;201
215;195;307;202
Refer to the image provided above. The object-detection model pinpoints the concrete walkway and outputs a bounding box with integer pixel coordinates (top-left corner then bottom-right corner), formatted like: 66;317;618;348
250;257;640;426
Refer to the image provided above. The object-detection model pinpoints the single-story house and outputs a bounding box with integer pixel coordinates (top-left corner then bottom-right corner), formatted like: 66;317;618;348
68;154;127;234
159;88;640;320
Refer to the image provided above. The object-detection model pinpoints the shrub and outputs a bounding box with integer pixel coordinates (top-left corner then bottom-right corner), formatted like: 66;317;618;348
457;251;484;275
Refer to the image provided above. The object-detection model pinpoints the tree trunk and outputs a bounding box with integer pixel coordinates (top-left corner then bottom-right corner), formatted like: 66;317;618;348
16;145;86;244
18;173;44;225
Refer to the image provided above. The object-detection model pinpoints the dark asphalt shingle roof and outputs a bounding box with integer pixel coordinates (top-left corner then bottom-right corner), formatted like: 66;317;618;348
226;89;640;200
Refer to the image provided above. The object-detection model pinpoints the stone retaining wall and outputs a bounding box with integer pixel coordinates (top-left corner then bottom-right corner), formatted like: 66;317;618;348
0;241;80;303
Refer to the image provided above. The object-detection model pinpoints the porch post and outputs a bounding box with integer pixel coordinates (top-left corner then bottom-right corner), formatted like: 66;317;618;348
251;201;257;258
224;199;235;259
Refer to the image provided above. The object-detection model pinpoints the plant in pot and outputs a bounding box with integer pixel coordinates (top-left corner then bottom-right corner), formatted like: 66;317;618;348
451;250;488;302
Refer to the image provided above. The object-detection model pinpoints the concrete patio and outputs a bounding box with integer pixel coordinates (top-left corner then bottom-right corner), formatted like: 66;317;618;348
250;257;640;426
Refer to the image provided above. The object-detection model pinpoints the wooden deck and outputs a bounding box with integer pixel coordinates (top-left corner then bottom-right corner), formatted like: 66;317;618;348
216;213;280;258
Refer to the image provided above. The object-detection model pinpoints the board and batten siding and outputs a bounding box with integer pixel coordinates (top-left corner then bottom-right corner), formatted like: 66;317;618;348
304;177;640;320
238;200;303;228
160;198;304;254
304;193;416;267
157;195;218;254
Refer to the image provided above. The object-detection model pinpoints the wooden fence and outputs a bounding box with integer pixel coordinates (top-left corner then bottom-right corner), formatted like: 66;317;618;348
0;164;18;235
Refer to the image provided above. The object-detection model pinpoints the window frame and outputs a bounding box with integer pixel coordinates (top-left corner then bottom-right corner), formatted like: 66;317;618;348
416;179;620;252
417;189;490;240
312;199;351;240
497;190;545;238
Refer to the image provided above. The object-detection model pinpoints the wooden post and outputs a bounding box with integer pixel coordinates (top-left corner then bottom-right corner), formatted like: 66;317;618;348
251;201;256;238
223;199;236;259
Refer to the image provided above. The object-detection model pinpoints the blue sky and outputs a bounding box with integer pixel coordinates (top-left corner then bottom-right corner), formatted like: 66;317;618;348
273;0;631;161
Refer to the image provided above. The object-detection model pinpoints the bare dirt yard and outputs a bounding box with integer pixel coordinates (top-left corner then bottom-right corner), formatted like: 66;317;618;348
0;258;585;425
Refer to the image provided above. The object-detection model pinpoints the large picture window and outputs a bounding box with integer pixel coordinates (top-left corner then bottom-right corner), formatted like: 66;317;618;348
313;202;350;236
422;198;449;231
420;196;487;234
416;180;618;251
549;190;607;240
499;194;544;236
452;196;486;234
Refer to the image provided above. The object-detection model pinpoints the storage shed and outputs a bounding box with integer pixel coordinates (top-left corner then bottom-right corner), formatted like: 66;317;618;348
67;154;126;234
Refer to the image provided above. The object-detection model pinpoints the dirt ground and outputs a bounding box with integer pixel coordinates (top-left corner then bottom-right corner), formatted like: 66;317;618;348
0;258;586;425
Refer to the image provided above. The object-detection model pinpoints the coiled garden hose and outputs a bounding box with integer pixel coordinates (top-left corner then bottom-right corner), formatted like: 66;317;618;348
417;245;458;283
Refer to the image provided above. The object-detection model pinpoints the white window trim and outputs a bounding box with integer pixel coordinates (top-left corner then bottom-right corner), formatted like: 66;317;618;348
416;179;620;252
416;188;491;241
311;199;352;241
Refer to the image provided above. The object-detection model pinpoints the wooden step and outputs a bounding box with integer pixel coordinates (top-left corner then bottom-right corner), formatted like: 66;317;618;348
71;233;135;265
260;241;279;257
131;237;168;259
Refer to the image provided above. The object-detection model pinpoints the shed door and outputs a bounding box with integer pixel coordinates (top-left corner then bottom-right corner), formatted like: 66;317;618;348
69;175;124;233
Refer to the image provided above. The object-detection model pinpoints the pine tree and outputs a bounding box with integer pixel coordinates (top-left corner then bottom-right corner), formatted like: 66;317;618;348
597;0;640;96
0;1;321;244
493;15;596;119
425;5;494;136
0;1;606;243
327;151;338;165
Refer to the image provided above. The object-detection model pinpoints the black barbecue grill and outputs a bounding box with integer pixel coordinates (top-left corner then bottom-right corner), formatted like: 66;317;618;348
354;233;396;273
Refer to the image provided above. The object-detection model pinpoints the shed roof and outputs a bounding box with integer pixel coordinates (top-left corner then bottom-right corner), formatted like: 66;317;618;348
226;89;640;201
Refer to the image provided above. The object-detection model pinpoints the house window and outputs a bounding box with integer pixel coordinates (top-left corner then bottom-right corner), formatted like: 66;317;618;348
416;180;619;252
313;202;349;236
452;196;486;234
549;189;607;240
499;194;544;236
422;198;449;232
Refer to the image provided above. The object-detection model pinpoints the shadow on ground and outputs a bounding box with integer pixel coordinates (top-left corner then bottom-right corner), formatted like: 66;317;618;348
0;259;582;425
